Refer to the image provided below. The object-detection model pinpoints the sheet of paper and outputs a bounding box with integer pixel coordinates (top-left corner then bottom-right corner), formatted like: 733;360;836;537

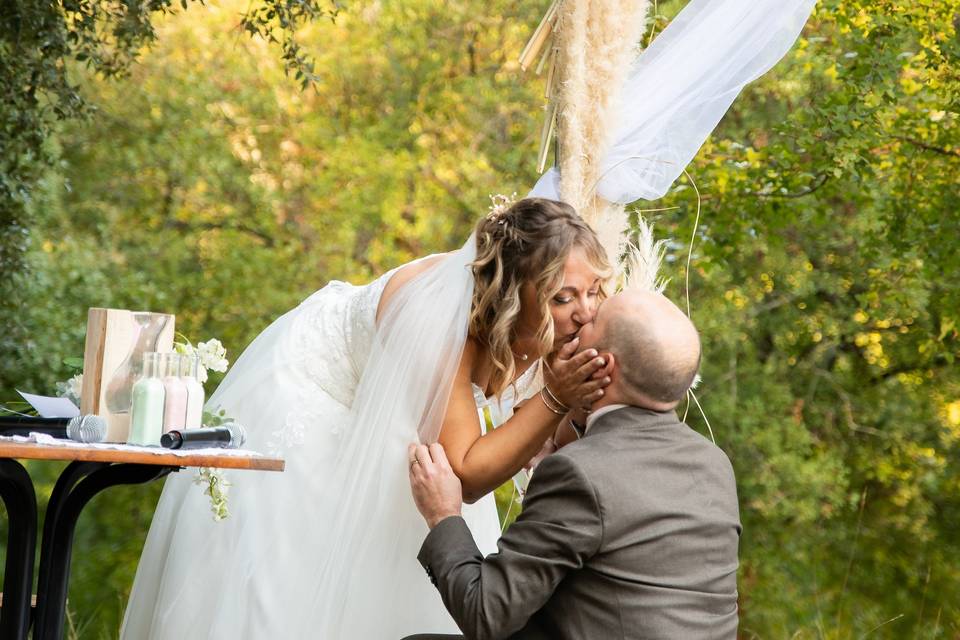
16;390;81;418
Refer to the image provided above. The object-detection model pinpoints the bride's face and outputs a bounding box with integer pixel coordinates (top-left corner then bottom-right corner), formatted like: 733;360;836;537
519;245;603;351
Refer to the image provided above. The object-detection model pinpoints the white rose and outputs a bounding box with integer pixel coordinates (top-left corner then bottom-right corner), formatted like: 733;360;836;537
197;339;229;373
67;373;83;400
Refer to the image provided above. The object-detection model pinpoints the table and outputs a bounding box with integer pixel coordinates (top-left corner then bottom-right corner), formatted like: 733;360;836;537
0;441;284;640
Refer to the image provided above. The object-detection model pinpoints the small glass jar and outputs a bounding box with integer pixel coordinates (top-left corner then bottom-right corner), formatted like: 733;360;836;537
128;352;165;446
160;352;188;433
180;354;205;429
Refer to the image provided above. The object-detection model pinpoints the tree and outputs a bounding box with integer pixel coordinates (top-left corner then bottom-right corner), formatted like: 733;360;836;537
644;0;960;634
2;0;958;636
0;0;341;375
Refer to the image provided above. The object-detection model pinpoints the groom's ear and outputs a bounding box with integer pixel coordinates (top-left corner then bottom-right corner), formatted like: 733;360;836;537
595;352;615;380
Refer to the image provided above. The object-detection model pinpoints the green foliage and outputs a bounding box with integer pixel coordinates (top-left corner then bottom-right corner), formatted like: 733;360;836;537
1;0;184;356
1;0;958;637
0;0;341;381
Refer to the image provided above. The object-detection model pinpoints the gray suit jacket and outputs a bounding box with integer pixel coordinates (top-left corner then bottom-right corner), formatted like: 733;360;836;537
417;406;741;640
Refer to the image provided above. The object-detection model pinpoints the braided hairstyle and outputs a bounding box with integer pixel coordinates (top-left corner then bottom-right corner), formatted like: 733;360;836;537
470;197;612;396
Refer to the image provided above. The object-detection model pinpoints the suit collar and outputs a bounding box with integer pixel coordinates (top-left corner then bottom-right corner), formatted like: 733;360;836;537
585;403;630;432
585;405;679;437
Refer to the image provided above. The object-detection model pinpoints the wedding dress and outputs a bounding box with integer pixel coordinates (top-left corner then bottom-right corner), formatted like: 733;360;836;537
121;242;543;638
123;0;815;637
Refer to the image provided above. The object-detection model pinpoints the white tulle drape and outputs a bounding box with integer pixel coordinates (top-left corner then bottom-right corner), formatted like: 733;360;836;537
306;237;478;633
531;0;818;204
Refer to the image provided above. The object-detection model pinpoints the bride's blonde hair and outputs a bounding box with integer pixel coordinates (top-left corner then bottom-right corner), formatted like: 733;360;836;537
470;197;612;397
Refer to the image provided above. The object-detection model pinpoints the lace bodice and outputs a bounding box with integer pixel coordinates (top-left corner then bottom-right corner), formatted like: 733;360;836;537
284;259;542;438
291;271;395;408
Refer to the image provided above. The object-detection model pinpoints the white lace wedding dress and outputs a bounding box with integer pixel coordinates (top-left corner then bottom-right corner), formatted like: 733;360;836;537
122;245;542;639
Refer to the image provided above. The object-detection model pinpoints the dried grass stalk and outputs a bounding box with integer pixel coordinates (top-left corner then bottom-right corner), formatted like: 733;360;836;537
621;214;668;293
555;0;650;226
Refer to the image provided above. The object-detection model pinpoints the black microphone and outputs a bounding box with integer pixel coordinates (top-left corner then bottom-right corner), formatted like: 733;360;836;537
160;422;246;450
0;414;107;443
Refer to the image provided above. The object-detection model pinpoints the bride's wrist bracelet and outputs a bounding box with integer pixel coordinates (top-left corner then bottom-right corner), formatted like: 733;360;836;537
543;384;569;412
539;385;569;415
539;389;567;415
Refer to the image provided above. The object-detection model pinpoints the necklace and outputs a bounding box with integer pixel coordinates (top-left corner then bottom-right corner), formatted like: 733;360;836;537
512;338;533;362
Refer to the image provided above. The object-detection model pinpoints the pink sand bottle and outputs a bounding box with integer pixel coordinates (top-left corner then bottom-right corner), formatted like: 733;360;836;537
160;352;188;433
180;353;205;429
129;352;165;446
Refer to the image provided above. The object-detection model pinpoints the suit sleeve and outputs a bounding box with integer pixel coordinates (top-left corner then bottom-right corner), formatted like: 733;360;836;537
417;453;602;640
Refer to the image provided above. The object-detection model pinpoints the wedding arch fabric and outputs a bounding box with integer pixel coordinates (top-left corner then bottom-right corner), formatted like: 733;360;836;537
530;0;818;204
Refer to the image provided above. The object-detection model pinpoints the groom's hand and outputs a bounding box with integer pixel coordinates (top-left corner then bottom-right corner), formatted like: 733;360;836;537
408;443;463;529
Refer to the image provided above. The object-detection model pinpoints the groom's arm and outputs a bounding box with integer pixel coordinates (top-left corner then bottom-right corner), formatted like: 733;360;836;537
417;453;602;640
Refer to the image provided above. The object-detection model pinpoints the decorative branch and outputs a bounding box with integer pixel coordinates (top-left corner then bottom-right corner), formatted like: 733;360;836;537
753;173;830;199
893;135;960;159
166;219;277;247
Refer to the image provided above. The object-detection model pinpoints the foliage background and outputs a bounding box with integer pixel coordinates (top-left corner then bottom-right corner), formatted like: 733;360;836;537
1;0;958;637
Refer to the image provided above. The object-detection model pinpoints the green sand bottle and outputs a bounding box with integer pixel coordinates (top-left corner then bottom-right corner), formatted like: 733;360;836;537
129;352;165;446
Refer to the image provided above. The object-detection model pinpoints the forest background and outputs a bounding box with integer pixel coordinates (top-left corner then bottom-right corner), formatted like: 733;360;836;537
1;0;959;637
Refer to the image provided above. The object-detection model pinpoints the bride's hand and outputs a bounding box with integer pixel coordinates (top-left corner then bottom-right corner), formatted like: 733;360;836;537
543;337;612;411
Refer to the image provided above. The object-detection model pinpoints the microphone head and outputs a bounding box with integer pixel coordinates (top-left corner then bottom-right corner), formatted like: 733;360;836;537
66;415;107;443
224;420;246;448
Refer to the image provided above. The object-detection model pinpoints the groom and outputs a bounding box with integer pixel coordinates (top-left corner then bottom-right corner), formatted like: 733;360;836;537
406;290;741;640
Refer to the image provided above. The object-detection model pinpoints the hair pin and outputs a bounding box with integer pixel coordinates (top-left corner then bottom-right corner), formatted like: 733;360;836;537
487;192;518;223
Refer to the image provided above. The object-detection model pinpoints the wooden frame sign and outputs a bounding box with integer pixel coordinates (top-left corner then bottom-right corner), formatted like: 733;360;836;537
80;308;175;442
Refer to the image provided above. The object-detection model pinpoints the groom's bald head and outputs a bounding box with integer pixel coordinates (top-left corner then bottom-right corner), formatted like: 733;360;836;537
582;290;700;411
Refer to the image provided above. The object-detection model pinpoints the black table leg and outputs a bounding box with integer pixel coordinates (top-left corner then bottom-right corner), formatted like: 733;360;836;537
33;463;175;640
0;459;38;640
32;459;103;639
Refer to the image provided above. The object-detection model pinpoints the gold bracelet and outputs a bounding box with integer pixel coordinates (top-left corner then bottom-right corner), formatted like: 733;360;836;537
539;387;567;415
543;384;570;413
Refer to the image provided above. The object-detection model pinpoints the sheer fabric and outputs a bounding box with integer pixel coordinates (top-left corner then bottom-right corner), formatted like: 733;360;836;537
531;0;817;204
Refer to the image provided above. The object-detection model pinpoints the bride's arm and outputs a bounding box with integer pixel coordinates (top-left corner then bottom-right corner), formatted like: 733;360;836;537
438;341;559;502
438;340;604;503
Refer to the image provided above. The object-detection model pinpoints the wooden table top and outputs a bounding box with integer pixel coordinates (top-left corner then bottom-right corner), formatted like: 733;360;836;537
0;441;285;472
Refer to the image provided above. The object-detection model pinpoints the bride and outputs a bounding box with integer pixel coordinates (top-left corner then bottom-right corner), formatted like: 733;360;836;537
121;197;614;638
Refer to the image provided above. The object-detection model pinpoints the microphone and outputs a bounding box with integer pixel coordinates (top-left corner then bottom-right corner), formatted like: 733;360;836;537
67;415;109;443
0;414;107;443
160;422;246;450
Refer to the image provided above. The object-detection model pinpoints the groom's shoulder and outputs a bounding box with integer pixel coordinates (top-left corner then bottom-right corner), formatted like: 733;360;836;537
547;431;632;485
557;413;736;485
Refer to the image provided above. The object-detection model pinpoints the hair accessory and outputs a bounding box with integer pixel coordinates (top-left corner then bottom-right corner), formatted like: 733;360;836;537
486;192;518;224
